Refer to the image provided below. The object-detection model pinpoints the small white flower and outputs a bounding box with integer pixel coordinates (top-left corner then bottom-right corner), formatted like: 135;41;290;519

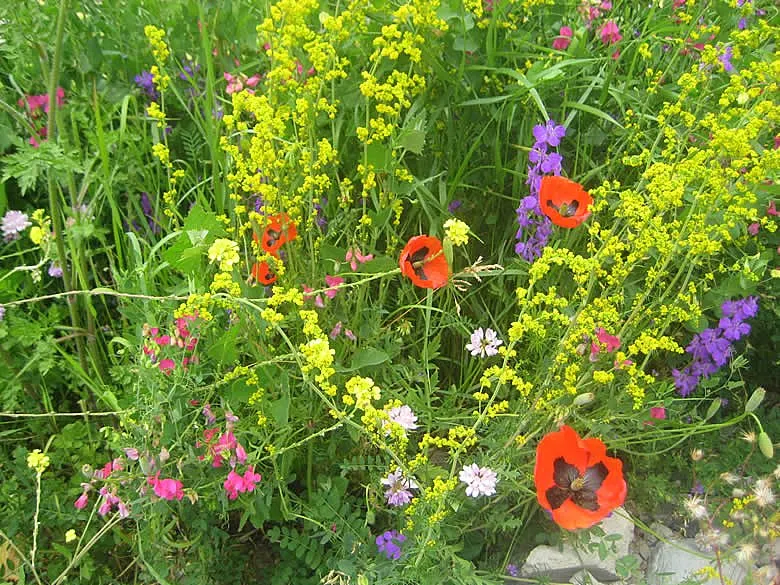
1;210;31;241
459;463;498;498
735;543;758;564
683;495;708;520
752;482;775;508
465;327;503;358
385;405;418;434
719;472;740;485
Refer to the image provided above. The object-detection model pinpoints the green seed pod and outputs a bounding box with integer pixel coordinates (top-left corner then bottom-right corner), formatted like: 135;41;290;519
705;399;721;420
744;387;765;413
573;392;595;406
757;432;774;459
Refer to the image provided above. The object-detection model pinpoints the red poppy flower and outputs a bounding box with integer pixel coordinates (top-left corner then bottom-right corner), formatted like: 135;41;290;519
253;213;298;255
399;235;450;289
251;261;277;286
534;425;626;530
539;176;593;228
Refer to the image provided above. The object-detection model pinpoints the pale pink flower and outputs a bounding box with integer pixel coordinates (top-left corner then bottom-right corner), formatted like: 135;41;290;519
345;247;374;271
748;223;760;235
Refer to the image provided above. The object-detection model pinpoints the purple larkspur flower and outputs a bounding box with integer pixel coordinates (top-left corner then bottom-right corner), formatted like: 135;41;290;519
134;71;158;99
507;564;519;577
674;297;758;397
718;316;751;341
718;46;735;72
447;200;462;213
376;530;406;560
532;119;567;148
721;297;758;321
516;119;566;262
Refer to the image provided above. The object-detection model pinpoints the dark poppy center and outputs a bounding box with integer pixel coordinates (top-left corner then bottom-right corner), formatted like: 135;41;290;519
546;199;580;218
408;246;430;281
265;228;281;248
545;457;608;511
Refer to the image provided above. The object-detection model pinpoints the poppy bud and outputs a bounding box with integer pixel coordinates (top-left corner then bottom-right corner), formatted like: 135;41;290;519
705;399;721;420
573;392;595;406
744;387;765;413
691;448;704;461
757;432;773;459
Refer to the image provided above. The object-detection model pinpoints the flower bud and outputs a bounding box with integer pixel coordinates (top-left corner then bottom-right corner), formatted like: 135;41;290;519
758;432;774;459
691;448;704;461
573;392;595;406
744;387;765;413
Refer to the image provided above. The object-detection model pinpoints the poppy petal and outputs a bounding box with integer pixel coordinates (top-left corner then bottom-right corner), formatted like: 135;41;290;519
251;261;277;285
535;425;626;529
399;235;450;289
539;176;593;228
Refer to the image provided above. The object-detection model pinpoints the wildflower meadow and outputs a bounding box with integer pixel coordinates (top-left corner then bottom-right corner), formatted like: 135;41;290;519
0;0;778;583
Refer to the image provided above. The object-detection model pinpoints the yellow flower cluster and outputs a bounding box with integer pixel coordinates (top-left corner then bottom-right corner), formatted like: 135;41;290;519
144;25;170;62
444;218;470;247
146;102;166;128
207;238;240;272
297;311;337;397
27;449;50;474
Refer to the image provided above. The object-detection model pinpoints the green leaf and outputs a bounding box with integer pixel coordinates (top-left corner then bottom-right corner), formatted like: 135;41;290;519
207;326;240;364
269;392;290;426
347;348;389;371
398;128;426;155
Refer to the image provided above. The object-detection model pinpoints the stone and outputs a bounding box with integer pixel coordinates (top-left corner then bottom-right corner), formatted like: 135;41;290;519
647;539;747;585
520;508;636;582
571;570;605;585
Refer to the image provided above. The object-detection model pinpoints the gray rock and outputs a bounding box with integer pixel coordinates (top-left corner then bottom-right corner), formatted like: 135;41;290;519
520;508;635;582
571;570;605;585
647;539;747;585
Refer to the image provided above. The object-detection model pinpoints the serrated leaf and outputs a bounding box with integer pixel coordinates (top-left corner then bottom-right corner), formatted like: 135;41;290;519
398;128;426;154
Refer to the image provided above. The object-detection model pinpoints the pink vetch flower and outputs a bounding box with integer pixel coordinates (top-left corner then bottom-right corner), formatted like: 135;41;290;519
599;20;622;45
590;327;621;360
158;358;176;375
74;492;89;510
324;275;345;299
123;447;140;461
768;201;779;216
97;487;125;516
650;406;667;420
346;247;374;271
329;321;343;339
552;26;574;50
302;284;325;308
223;466;262;500
147;473;184;501
748;223;760;236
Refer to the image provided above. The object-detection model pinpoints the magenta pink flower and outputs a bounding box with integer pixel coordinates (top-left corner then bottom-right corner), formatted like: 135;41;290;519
148;474;184;501
224;466;262;499
74;492;89;510
748;223;760;235
158;358;176;375
599;20;622;44
552;26;573;50
595;327;621;352
650;407;667;420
